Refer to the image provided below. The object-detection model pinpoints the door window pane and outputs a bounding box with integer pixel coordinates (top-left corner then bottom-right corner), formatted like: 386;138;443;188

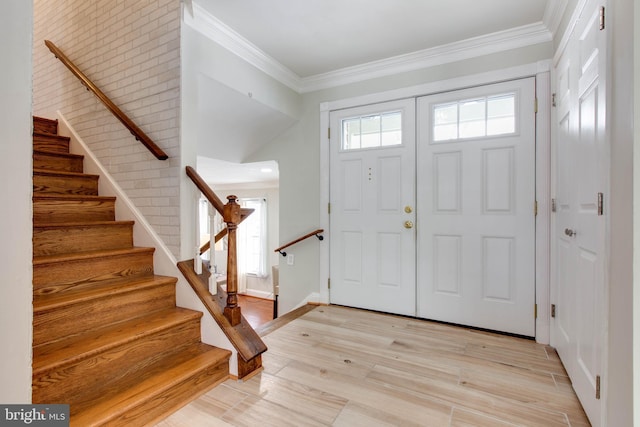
432;93;516;142
341;111;402;150
459;98;486;139
487;95;516;135
434;103;458;141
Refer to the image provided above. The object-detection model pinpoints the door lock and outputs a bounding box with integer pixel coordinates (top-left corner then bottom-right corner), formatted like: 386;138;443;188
404;220;414;229
404;206;413;214
564;228;576;237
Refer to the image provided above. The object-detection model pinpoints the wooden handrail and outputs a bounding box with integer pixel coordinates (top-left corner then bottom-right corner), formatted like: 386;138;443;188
186;166;225;213
275;229;324;257
44;40;168;161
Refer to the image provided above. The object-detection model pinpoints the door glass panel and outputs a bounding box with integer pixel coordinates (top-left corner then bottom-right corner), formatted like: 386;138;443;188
487;95;516;135
432;93;517;142
433;103;458;141
361;115;382;148
342;118;361;150
341;111;402;151
459;98;486;138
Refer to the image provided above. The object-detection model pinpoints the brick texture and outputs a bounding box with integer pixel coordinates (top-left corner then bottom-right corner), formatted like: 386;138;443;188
33;0;181;256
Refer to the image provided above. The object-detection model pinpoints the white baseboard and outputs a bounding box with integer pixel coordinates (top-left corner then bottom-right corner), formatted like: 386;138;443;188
242;289;274;300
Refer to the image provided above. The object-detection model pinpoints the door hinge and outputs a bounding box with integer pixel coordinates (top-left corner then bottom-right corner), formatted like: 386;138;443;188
551;304;556;318
534;98;538;113
328;203;331;214
551;93;557;107
328;278;331;289
599;7;605;30
596;375;601;399
534;304;538;318
598;192;604;216
551;198;557;213
534;201;538;217
328;127;331;139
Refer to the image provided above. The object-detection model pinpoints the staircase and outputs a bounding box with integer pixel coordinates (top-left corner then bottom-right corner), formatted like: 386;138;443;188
31;117;231;426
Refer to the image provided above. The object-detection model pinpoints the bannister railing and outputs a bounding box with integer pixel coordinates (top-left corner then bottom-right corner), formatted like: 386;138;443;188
44;40;168;161
275;229;324;257
186;166;253;326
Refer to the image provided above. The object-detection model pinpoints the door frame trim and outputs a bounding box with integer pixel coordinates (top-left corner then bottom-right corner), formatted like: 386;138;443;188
319;60;552;343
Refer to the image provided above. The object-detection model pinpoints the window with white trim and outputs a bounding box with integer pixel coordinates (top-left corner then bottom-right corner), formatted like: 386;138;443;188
239;198;268;277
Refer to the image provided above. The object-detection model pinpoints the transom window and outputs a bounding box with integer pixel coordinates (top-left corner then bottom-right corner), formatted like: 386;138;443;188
433;93;517;142
341;111;402;150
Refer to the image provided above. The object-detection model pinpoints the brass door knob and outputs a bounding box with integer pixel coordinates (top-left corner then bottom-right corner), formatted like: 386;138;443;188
404;220;414;229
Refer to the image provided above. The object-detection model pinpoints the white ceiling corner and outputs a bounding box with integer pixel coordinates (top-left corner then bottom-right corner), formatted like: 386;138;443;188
187;2;302;92
542;0;569;36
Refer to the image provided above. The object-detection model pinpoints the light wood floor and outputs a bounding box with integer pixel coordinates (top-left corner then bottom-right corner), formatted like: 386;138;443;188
155;305;590;427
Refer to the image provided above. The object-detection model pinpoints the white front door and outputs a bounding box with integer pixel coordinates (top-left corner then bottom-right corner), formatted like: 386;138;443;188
329;99;416;316
416;78;537;336
551;0;607;424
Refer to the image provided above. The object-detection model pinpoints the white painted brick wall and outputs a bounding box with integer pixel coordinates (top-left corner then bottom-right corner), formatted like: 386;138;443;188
33;0;181;256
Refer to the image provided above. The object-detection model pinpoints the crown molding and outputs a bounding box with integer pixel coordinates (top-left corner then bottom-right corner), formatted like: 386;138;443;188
187;4;552;94
186;2;302;91
299;22;552;93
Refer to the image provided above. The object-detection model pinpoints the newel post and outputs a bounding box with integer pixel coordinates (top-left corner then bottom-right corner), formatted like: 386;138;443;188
223;195;242;326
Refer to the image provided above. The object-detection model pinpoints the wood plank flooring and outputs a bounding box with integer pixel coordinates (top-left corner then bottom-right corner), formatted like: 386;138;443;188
237;295;274;329
156;305;590;427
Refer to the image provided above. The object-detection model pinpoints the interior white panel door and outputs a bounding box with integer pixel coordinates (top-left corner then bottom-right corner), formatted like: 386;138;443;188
329;99;416;316
551;1;607;424
416;78;536;336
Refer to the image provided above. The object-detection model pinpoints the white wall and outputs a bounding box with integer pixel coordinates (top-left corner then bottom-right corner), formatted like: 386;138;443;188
33;0;182;256
0;0;33;403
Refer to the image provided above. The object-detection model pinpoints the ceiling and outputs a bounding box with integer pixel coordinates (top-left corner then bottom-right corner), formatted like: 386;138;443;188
196;156;279;189
193;0;551;78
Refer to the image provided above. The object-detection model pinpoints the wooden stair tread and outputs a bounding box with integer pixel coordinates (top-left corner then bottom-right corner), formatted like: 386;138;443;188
70;343;231;425
34;220;135;229
33;246;155;266
33;194;116;202
33;308;202;374
33;168;98;179
33;149;84;159
33;116;58;134
33;274;176;312
33;131;70;140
